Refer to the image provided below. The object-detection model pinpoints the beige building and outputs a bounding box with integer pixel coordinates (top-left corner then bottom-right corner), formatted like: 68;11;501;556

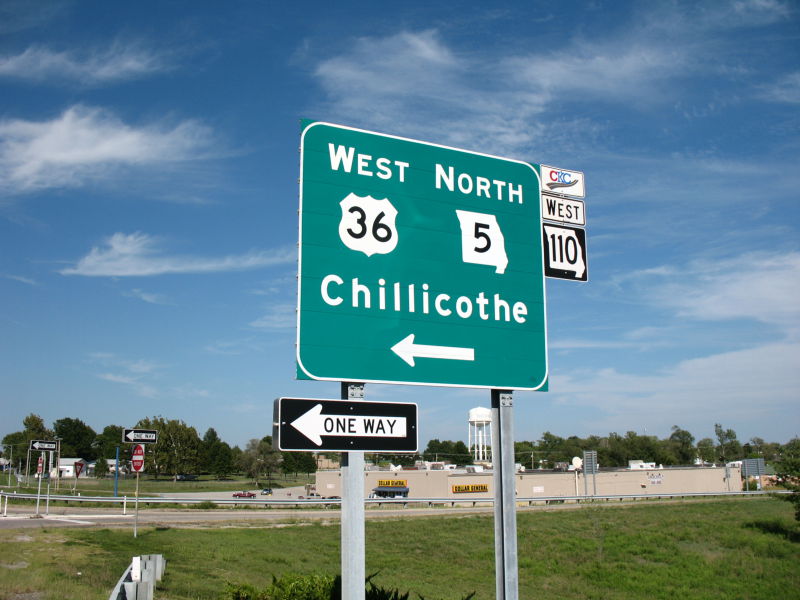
315;466;742;499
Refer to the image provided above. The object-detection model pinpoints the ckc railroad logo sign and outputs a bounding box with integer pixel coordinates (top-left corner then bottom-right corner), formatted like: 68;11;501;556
297;122;548;390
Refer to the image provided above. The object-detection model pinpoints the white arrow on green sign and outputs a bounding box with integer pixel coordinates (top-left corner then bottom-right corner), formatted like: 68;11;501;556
296;122;548;390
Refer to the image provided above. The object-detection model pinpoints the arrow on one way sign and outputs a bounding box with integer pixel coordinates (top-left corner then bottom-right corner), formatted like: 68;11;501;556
123;429;158;443
274;397;418;452
292;403;408;446
391;334;475;367
30;440;58;451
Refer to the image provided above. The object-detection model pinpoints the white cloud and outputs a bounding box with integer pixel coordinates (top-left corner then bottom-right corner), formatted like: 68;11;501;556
0;41;167;85
0;105;213;194
204;338;265;355
124;288;171;305
549;341;800;439
313;30;549;156
60;232;295;277
310;7;795;157
91;354;162;399
3;274;38;286
249;304;296;330
629;251;800;333
759;71;800;104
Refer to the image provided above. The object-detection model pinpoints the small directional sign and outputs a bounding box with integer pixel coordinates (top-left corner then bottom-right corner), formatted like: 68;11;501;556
29;440;58;451
541;193;585;226
123;428;158;444
274;397;418;452
543;223;588;282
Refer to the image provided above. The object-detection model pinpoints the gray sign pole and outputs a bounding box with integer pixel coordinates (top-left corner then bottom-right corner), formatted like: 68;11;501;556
491;389;519;600
341;382;365;600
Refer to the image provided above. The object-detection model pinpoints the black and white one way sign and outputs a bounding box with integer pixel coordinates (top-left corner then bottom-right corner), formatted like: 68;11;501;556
274;397;418;452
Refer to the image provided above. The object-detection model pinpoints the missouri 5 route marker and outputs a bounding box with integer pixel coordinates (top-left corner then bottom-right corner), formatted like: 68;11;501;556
297;122;548;390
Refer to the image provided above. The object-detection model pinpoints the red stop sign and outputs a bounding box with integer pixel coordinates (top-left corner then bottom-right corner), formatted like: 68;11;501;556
131;444;145;473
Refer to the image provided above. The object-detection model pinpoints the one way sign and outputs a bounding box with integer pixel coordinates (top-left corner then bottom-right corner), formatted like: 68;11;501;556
274;397;418;452
122;428;158;444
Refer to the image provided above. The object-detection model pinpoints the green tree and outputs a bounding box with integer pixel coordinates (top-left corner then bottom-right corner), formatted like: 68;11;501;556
697;438;716;464
775;437;800;521
209;441;234;480
23;414;52;440
134;416;201;479
668;426;696;465
240;438;281;485
53;418;97;459
714;423;743;463
94;457;108;478
94;425;124;461
2;414;54;471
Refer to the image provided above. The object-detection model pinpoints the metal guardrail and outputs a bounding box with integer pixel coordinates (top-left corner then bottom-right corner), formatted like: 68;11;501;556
1;488;791;513
109;554;166;600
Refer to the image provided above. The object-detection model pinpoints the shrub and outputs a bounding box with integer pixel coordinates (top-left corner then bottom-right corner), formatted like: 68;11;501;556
223;573;475;600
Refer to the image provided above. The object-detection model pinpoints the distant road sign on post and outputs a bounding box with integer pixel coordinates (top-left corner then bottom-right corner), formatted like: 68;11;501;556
297;122;548;390
274;397;418;452
123;429;158;444
29;440;58;451
131;444;145;473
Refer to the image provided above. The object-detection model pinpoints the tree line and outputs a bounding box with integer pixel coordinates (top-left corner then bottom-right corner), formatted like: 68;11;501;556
370;425;800;470
3;415;799;477
0;414;317;482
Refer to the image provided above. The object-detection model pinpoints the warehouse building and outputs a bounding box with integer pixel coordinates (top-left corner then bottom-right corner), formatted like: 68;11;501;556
314;464;742;500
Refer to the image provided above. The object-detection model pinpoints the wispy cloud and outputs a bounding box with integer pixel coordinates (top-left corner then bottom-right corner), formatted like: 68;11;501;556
249;303;295;330
625;251;800;334
91;354;163;399
759;71;800;104
204;338;265;356
0;105;214;194
3;274;38;286
310;5;794;157
123;288;171;305
549;341;800;439
60;232;295;277
0;41;168;85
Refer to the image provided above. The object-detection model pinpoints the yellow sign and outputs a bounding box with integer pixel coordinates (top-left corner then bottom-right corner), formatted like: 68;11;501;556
452;484;489;494
377;479;408;487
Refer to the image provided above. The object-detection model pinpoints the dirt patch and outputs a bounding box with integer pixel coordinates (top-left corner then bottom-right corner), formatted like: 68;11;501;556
1;561;29;569
13;534;34;542
8;594;43;600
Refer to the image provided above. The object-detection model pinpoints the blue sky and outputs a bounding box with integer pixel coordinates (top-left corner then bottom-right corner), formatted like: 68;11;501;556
1;1;798;450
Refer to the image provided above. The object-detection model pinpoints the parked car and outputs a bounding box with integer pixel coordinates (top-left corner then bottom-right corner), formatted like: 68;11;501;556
232;491;256;498
260;488;273;496
176;474;198;481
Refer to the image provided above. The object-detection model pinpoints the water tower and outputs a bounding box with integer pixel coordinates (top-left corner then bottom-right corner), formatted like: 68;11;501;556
468;407;492;462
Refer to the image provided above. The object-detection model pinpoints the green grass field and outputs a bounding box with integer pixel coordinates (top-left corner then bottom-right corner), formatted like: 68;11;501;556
1;498;798;600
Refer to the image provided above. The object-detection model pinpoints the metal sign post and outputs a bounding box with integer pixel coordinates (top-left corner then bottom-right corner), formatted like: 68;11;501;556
491;390;518;600
131;444;145;538
340;382;365;600
34;453;44;517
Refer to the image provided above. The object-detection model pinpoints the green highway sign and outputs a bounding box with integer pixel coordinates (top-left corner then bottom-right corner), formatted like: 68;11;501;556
297;122;547;390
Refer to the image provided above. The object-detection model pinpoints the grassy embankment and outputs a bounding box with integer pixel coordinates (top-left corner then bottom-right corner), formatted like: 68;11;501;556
1;497;798;600
1;473;313;497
